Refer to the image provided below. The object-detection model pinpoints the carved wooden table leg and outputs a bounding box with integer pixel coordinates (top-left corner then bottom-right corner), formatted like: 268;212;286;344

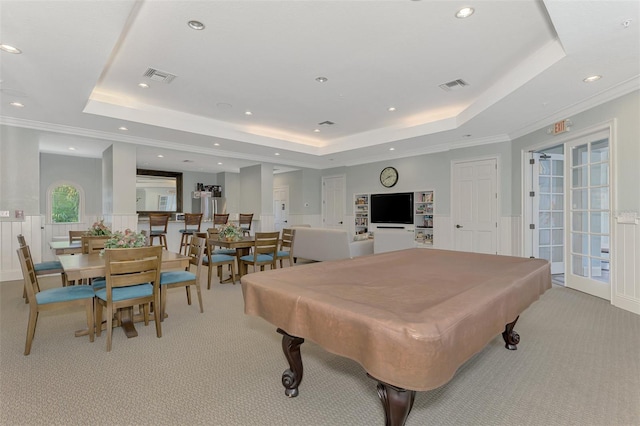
368;375;416;426
277;328;305;397
502;315;520;350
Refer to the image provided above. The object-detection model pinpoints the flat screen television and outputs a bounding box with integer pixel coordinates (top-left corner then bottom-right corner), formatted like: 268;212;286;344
370;192;413;224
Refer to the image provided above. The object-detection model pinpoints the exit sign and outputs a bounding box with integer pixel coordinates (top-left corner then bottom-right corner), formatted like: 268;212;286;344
553;119;569;135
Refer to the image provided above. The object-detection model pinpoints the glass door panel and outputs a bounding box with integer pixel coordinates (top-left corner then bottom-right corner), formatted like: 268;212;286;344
566;131;611;299
535;153;564;274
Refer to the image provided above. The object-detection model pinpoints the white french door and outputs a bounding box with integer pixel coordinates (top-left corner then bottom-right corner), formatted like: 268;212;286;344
566;130;611;299
533;153;565;274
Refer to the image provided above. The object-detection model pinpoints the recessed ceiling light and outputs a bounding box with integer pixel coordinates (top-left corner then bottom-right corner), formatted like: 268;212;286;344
118;126;128;131
68;147;76;151
138;83;149;89
0;44;21;54
389;147;395;151
157;154;164;158
315;76;328;83
313;129;320;133
188;20;205;30
388;107;396;112
217;162;223;165
245;111;252;116
9;102;24;108
275;152;280;156
583;75;602;83
213;143;220;146
455;7;474;18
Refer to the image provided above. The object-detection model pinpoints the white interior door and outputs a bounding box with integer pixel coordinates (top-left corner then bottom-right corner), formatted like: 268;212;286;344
452;158;498;254
566;130;611;300
322;175;345;228
273;186;289;232
533;153;565;274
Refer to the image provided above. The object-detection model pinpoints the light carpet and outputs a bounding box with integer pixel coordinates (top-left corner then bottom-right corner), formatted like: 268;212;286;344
1;268;639;425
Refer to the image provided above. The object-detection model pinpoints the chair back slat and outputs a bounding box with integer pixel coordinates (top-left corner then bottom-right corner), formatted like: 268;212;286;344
104;246;162;291
69;230;86;244
16;245;38;302
17;234;27;247
149;214;170;231
188;236;206;269
253;232;280;257
213;214;229;226
82;235;110;254
280;228;294;249
184;213;203;229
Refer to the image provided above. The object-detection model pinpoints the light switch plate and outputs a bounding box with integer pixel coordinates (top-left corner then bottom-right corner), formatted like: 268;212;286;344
0;211;10;217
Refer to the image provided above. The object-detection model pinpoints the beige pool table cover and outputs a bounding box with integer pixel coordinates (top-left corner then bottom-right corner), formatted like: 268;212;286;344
242;248;551;391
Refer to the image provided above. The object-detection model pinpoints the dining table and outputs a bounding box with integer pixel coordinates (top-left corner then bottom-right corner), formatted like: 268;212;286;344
208;236;255;277
49;240;83;255
57;249;190;338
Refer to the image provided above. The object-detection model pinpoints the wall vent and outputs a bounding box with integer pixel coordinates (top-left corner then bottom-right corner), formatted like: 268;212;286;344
438;79;469;92
143;67;177;84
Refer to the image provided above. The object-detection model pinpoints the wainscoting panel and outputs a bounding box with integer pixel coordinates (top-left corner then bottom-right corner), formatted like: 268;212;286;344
613;220;640;314
0;215;43;282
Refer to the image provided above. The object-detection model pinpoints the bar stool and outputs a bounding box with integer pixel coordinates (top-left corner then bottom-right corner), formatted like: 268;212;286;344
178;213;203;255
238;213;254;236
148;213;170;250
213;213;229;227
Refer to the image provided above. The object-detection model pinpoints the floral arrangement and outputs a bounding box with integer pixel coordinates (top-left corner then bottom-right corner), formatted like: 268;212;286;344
104;229;146;249
87;218;112;236
218;224;243;241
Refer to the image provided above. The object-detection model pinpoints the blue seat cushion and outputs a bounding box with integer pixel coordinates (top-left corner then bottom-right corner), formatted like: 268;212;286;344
91;278;106;290
178;229;196;234
204;254;235;264
34;261;63;272
160;270;196;285
240;254;274;263
213;248;236;255
36;285;94;305
95;283;153;302
275;250;291;258
150;231;166;235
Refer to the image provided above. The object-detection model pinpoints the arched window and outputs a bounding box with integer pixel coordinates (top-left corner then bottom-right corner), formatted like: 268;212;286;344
47;182;84;223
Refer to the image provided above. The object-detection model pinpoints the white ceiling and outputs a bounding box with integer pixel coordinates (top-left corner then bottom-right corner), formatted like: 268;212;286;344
1;0;638;174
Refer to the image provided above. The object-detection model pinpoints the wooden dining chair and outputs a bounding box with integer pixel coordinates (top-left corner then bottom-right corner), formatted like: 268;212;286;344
238;232;279;277
275;228;296;268
83;235;109;254
238;213;254;236
17;235;65;302
69;230;86;244
17;245;95;355
199;231;237;288
159;236;206;319
178;213;203;255
95;246;163;352
213;213;229;227
148;213;170;250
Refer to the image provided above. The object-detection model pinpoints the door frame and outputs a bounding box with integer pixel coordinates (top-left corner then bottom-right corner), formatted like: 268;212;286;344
450;155;500;254
520;120;616;300
273;185;290;232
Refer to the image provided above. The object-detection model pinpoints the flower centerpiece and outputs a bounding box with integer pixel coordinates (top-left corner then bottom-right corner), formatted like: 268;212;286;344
218;224;243;242
87;218;112;236
104;229;147;249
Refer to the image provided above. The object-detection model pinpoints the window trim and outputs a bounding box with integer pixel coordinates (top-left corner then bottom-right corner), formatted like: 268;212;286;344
47;180;85;224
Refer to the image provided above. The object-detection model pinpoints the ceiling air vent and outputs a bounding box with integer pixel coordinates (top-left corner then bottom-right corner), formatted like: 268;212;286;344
318;120;335;126
143;67;177;84
438;79;469;92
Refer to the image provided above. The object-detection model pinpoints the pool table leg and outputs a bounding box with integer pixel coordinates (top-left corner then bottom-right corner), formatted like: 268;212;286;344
277;328;305;398
369;375;416;426
502;315;520;350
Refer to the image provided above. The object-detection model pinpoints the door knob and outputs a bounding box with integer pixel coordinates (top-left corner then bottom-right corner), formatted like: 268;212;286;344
456;224;463;228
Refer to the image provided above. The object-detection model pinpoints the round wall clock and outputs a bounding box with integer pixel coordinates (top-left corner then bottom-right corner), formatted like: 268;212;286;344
380;166;399;188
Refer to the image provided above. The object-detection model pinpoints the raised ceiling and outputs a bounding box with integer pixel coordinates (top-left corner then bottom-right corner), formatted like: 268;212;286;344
1;0;638;173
